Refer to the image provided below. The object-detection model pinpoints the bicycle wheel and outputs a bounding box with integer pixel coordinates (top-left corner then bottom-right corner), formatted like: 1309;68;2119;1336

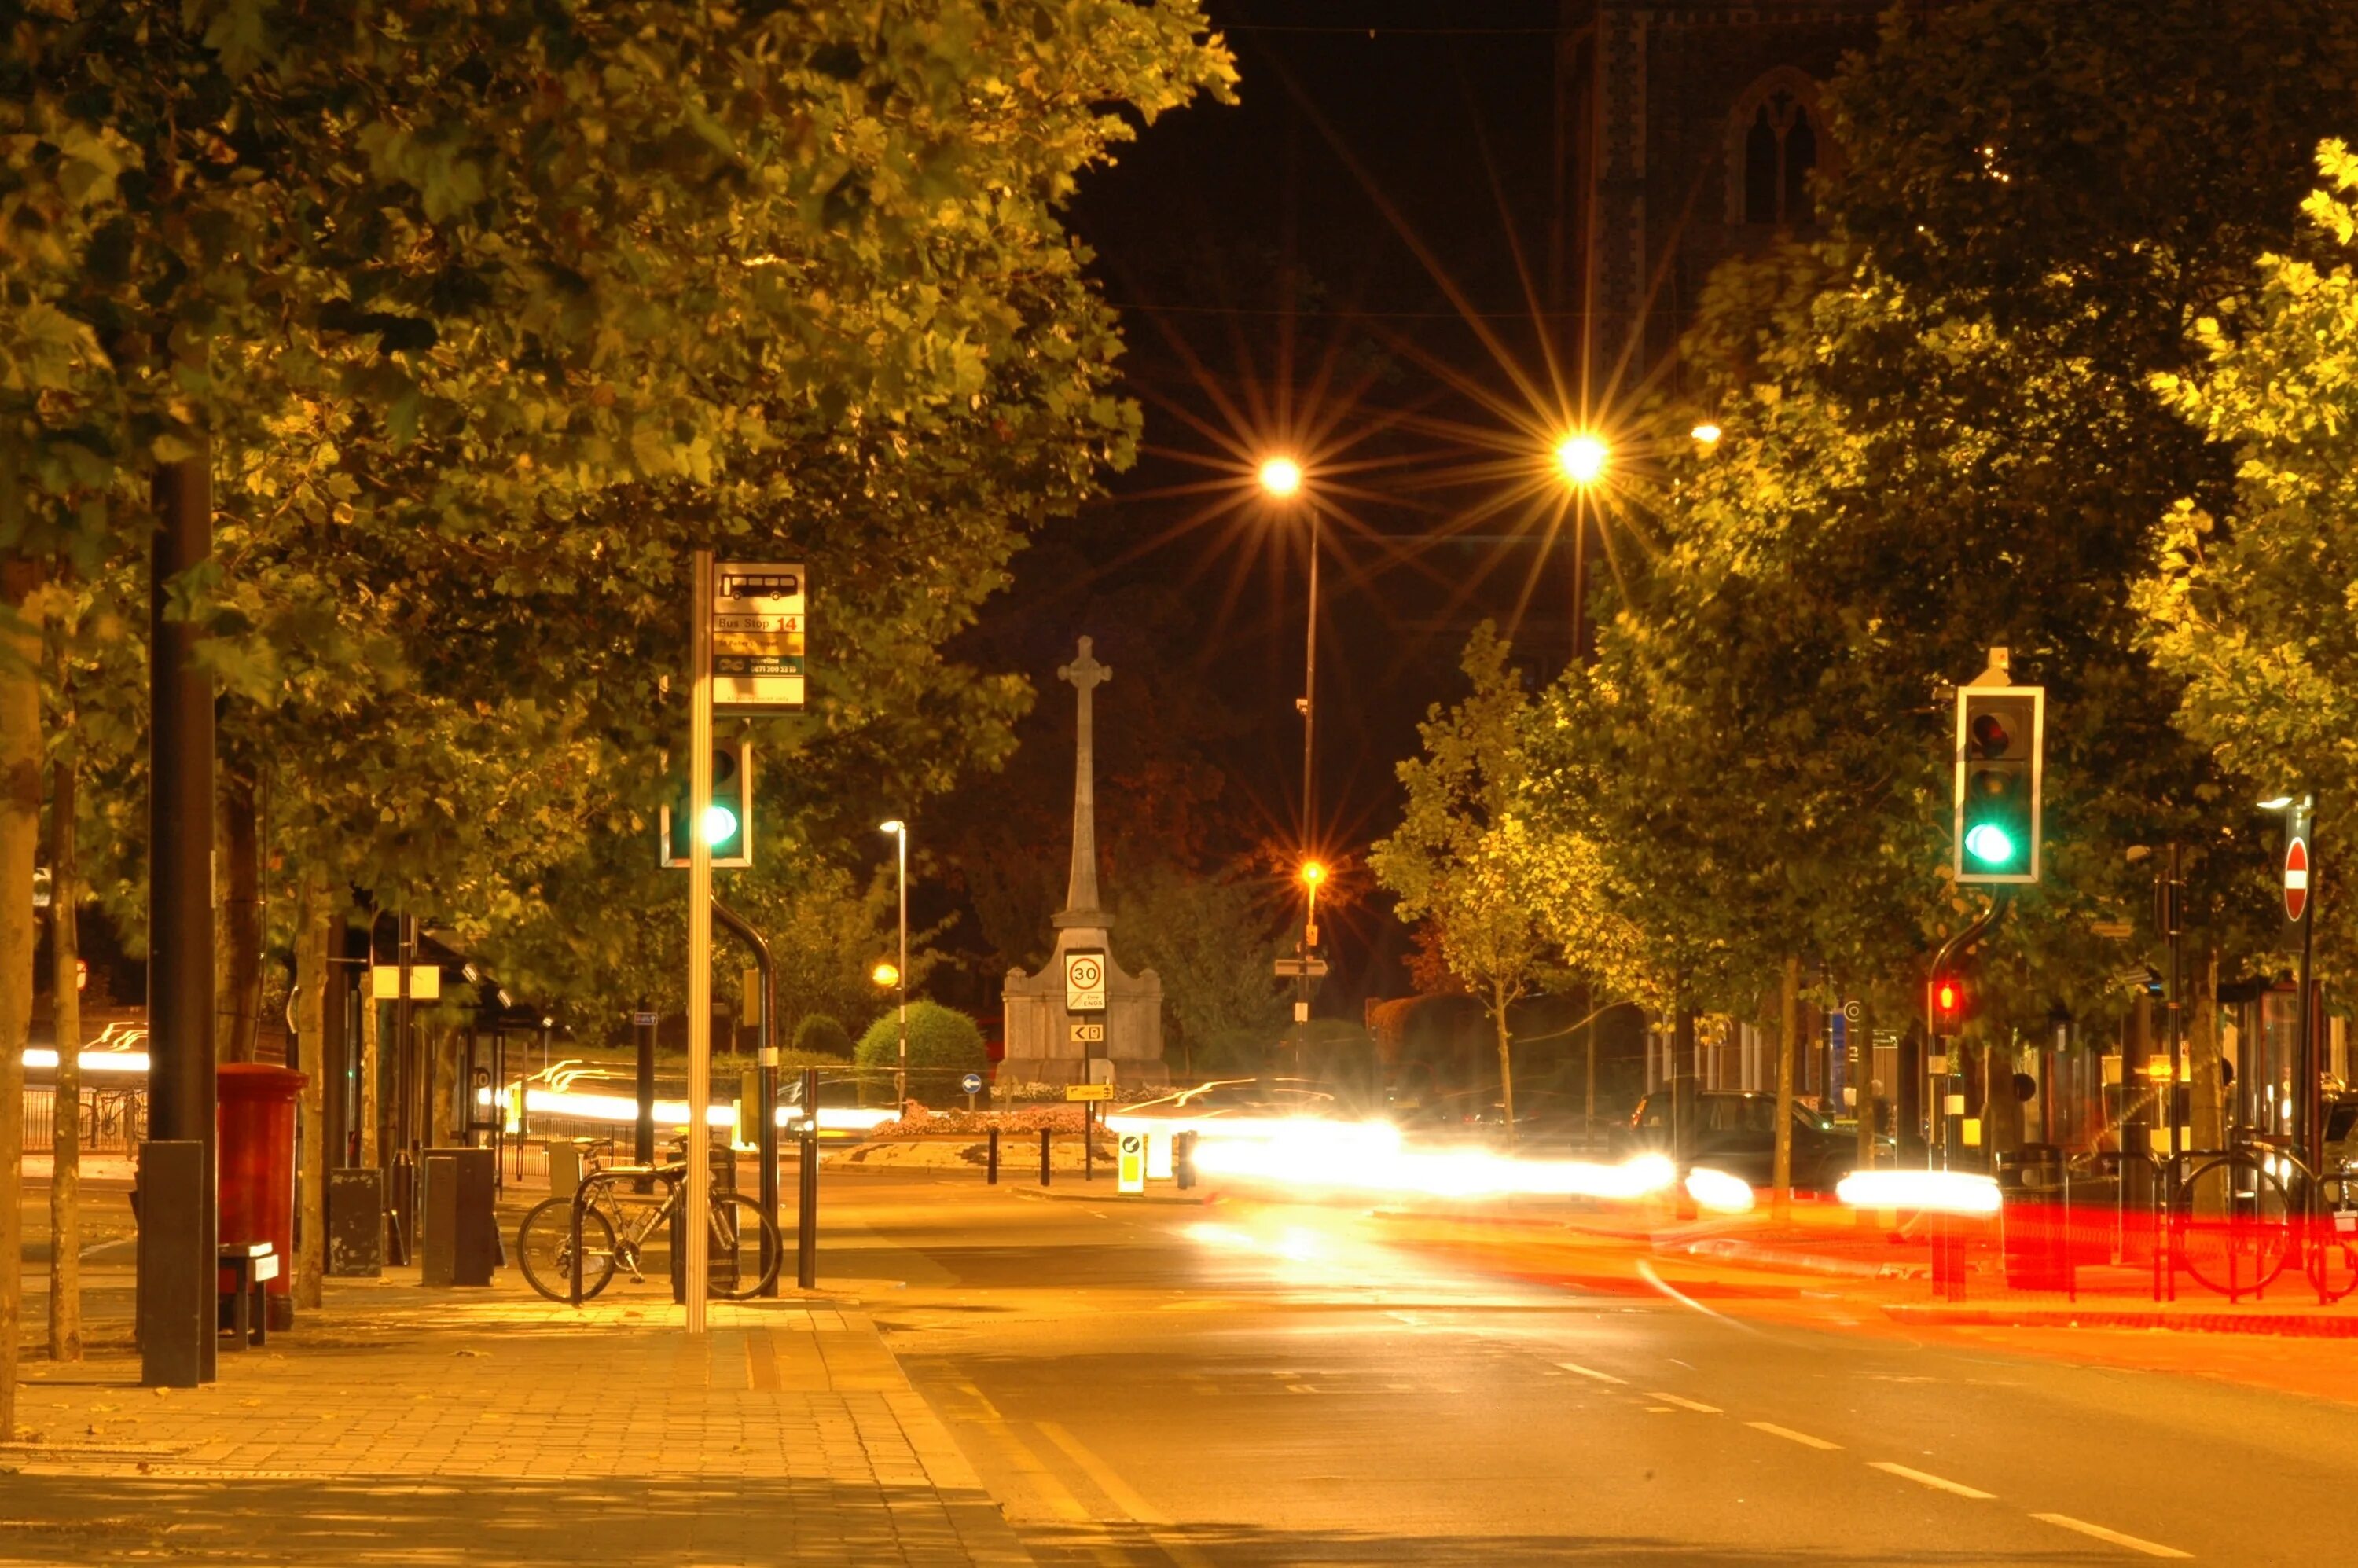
705;1192;784;1301
2176;1152;2293;1296
518;1195;619;1302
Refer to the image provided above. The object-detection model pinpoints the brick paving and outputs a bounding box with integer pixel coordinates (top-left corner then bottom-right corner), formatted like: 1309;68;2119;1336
2;1271;1034;1566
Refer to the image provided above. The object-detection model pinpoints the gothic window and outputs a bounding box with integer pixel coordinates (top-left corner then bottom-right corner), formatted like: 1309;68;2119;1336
1734;80;1820;228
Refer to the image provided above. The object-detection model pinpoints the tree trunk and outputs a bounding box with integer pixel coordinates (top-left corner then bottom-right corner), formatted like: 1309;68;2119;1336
293;873;331;1309
361;975;380;1167
48;747;81;1361
1773;955;1799;1221
1493;980;1517;1141
0;553;44;1438
216;769;261;1063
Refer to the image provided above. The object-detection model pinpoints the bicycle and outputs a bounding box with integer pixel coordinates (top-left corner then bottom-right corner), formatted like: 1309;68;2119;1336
2169;1140;2358;1302
517;1138;781;1302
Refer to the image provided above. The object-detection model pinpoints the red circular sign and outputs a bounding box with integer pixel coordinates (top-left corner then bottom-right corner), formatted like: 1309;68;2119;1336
2286;836;2311;924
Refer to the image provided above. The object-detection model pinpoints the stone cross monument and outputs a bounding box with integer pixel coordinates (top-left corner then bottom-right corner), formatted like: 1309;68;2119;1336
998;637;1166;1086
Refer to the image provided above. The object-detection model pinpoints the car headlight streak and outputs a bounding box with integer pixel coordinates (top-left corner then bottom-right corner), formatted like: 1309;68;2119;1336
1139;1114;1677;1202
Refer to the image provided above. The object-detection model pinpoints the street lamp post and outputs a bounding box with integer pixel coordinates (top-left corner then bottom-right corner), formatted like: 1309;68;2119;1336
880;820;909;1106
1259;457;1320;1032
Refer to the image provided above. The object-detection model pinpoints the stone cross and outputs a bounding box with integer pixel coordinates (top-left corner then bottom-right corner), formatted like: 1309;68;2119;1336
1056;637;1111;923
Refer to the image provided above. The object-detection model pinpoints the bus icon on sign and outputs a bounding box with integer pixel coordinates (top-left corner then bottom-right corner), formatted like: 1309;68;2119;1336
721;570;799;598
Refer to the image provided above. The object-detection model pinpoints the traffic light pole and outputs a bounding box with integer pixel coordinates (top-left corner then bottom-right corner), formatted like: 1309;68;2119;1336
1925;894;2011;1170
683;550;714;1335
711;896;778;1297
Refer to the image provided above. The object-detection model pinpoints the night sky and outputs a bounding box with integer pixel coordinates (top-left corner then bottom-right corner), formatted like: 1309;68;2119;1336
931;2;1585;1010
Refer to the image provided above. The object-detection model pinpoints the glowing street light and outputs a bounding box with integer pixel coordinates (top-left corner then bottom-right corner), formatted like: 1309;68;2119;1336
1298;860;1327;890
1553;431;1609;487
871;960;900;989
1691;422;1724;447
1258;455;1305;498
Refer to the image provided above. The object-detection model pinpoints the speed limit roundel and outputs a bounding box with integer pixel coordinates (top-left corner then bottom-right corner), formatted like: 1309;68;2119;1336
1064;949;1107;1012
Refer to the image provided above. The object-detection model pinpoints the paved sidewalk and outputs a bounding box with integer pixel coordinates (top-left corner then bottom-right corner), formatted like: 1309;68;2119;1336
3;1271;1033;1566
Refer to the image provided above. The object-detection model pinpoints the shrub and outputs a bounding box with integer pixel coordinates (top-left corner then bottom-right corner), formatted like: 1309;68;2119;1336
856;1001;986;1075
792;1013;854;1059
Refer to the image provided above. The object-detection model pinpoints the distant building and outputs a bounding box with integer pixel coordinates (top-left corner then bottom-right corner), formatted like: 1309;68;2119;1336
1574;1;1886;392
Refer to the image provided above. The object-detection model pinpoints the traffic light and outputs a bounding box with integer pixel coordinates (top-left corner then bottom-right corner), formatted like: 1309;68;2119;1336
1953;685;2044;884
1930;973;1974;1032
659;740;753;868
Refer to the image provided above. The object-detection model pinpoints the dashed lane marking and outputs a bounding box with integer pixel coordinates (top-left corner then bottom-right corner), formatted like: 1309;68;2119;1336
1869;1461;1995;1500
1746;1421;1842;1451
1553;1361;1626;1385
1647;1392;1722;1414
2031;1513;2194;1559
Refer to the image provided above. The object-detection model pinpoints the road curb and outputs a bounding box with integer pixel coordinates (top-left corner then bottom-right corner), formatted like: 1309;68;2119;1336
1009;1184;1212;1207
1883;1303;2358;1337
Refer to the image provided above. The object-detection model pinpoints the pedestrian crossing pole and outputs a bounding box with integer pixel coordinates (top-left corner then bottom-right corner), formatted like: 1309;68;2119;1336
685;549;714;1333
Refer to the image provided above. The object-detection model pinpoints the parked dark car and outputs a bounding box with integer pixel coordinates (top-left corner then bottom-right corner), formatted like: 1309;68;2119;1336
1625;1090;1870;1191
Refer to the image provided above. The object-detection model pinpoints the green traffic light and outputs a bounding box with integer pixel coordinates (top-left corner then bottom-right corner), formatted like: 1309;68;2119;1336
700;804;740;846
1963;823;2014;865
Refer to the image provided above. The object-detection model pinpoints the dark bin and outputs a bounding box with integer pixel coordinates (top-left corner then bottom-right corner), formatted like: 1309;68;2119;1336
1996;1142;2071;1292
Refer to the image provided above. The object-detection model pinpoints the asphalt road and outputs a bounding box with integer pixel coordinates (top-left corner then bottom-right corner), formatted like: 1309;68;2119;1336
814;1166;2355;1566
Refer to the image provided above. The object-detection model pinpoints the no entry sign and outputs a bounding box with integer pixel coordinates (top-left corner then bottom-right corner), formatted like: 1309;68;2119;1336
2286;835;2311;924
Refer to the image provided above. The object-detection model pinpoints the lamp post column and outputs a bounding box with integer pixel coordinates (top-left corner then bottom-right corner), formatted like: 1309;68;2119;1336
895;828;909;1107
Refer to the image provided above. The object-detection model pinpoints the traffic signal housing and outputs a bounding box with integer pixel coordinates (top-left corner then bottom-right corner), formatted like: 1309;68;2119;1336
1930;973;1975;1033
659;740;753;868
1953;685;2044;885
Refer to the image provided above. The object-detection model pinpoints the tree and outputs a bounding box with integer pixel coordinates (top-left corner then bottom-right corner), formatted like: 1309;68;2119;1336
1116;864;1289;1073
1372;625;1565;1136
855;1001;986;1102
2139;139;2358;975
2;0;1236;1427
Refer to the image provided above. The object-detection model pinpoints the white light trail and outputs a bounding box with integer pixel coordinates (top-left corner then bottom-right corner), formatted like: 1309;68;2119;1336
1835;1169;2001;1216
1162;1114;1677;1203
1683;1166;1756;1214
23;1049;150;1075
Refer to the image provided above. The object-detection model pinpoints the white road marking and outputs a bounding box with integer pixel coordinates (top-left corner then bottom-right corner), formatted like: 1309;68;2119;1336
2032;1513;2193;1559
1038;1419;1220;1568
1869;1461;1995;1500
1554;1361;1626;1385
1746;1421;1842;1450
1647;1392;1722;1414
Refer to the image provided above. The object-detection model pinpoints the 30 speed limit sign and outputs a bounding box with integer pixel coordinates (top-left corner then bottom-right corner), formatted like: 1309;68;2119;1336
1064;948;1107;1013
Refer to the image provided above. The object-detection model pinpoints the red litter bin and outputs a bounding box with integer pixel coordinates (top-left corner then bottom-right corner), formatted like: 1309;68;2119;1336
219;1063;307;1331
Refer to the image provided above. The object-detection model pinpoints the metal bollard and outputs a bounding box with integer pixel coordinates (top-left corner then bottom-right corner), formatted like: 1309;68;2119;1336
987;1126;1000;1184
795;1067;818;1290
1176;1130;1196;1191
1040;1127;1052;1186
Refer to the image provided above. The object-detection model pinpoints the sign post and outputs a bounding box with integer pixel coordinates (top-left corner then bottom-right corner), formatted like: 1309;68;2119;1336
1063;948;1108;1175
2284;799;2319;1184
1118;1132;1145;1195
